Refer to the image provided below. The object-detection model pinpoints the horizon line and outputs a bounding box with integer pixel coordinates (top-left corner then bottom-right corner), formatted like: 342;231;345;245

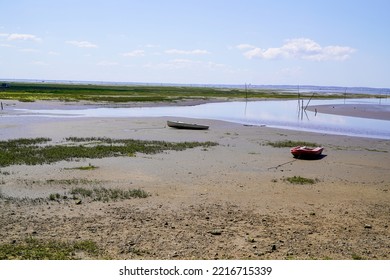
1;78;390;92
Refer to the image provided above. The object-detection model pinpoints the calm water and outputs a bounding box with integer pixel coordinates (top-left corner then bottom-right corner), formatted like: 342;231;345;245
11;98;390;139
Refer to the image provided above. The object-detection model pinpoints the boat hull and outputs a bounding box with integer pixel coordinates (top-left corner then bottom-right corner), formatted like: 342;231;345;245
291;146;324;158
167;120;209;130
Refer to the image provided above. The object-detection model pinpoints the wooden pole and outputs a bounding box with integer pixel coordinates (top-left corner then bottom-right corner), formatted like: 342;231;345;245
304;93;316;111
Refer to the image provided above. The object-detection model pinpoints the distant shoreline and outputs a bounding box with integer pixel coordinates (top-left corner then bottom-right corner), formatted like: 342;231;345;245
2;78;390;95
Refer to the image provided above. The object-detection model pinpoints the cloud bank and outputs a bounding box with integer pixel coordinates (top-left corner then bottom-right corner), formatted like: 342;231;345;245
238;38;355;61
1;33;41;41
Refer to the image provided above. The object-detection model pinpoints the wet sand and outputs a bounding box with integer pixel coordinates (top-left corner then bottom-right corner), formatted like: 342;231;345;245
0;100;389;259
306;103;390;121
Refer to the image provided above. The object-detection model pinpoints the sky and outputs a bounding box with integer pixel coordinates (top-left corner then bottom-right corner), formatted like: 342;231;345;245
1;0;390;87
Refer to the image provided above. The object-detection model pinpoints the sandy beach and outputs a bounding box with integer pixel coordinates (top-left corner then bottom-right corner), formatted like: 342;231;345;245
306;103;390;121
0;100;389;260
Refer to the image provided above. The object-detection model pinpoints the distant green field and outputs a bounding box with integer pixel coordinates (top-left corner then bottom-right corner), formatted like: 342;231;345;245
0;82;367;103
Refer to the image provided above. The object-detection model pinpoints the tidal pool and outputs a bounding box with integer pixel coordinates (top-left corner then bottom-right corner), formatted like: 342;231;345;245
10;98;390;139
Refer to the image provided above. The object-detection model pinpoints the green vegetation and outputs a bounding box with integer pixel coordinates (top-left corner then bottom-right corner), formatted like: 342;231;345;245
45;178;100;185
0;82;364;103
351;253;364;260
267;140;320;148
365;148;388;153
0;238;100;260
0;191;46;204
49;193;62;201
2;184;148;204
47;187;149;203
70;187;149;201
0;137;218;167
285;176;319;185
65;163;99;170
2;185;148;204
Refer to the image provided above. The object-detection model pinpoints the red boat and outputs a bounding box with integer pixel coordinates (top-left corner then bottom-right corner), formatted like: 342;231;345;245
291;146;324;158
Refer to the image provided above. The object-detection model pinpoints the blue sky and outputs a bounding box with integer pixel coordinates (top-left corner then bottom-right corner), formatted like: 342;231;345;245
1;0;389;87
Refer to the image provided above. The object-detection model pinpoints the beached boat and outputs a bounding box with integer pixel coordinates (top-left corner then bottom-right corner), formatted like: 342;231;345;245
167;120;209;130
291;146;324;158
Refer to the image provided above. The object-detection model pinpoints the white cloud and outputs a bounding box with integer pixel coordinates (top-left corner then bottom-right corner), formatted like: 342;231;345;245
6;33;41;42
66;40;98;48
122;50;145;57
238;38;355;61
165;49;210;55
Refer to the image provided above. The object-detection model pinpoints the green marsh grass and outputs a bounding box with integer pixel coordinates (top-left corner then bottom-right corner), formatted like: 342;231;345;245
1;186;148;204
0;82;360;103
49;193;62;201
285;176;319;185
70;187;149;202
65;163;99;170
0;238;100;260
267;140;320;148
45;178;99;185
0;137;218;167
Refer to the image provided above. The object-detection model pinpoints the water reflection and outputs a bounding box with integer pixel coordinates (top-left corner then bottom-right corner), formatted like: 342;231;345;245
191;99;390;139
12;98;390;139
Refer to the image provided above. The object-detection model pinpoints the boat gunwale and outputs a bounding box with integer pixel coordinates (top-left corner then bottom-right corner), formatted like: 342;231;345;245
167;120;209;130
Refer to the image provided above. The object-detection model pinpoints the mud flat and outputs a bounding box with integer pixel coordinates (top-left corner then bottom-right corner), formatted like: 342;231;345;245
306;103;390;121
0;101;389;260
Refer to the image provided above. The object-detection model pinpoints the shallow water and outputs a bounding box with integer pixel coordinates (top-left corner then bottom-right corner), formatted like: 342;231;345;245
9;98;390;139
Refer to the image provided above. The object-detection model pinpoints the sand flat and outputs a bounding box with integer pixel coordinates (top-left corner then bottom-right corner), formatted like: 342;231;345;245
0;100;389;259
306;103;390;120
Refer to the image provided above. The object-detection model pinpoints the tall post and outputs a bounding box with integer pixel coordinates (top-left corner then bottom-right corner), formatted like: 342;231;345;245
344;88;347;104
297;85;301;110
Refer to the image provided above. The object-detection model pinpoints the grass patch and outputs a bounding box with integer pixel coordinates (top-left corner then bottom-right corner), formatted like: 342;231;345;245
45;187;151;203
0;137;218;167
70;187;149;202
365;148;388;153
0;238;100;260
49;193;62;201
351;253;364;260
65;163;98;170
1;185;147;204
0;82;364;103
0;193;46;205
267;140;320;148
285;176;318;185
45;178;100;185
70;187;94;198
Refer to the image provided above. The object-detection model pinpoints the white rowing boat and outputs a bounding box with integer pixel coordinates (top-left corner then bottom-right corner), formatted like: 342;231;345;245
167;120;209;130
